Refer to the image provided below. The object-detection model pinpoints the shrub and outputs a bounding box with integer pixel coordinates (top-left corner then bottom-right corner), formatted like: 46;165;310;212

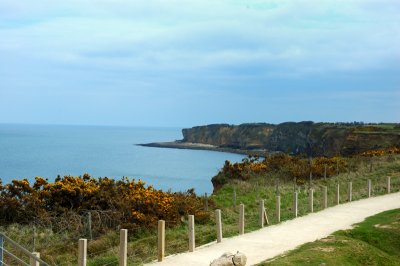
213;154;349;189
0;175;208;234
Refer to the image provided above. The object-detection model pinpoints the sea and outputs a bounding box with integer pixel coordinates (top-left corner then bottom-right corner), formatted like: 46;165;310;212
0;124;244;195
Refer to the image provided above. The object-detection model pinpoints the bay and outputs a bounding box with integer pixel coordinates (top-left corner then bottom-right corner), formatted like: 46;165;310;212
0;124;244;194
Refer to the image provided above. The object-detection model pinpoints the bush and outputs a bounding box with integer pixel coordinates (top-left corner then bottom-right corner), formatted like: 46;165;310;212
360;147;400;157
213;154;349;190
0;175;208;234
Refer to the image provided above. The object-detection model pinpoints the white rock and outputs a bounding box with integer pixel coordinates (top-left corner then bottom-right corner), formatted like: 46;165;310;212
210;251;247;266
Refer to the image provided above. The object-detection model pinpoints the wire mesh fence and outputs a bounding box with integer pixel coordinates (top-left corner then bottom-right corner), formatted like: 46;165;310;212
1;170;399;266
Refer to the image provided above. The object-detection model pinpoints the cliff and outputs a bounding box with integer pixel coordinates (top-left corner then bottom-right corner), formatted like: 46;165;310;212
182;123;276;149
181;122;400;157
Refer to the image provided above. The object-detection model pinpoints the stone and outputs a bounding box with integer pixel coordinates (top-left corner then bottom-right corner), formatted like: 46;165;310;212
210;251;247;266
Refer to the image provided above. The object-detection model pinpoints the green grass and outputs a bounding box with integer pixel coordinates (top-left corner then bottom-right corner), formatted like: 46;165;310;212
1;155;399;265
352;123;400;135
211;155;400;228
258;209;400;265
374;123;400;131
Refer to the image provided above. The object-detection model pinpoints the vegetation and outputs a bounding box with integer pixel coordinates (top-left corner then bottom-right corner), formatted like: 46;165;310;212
212;147;400;190
212;154;347;190
1;151;399;265
258;209;400;265
0;174;207;231
360;147;400;157
211;153;400;232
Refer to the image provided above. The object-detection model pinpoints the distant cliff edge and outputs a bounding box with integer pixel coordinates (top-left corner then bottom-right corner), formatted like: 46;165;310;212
141;122;400;157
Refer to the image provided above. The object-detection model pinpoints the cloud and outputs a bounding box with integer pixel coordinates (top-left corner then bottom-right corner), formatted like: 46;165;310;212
0;0;399;126
2;0;399;75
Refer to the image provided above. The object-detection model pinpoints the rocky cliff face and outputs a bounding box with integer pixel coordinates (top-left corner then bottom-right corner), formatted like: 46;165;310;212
182;123;275;149
182;122;400;156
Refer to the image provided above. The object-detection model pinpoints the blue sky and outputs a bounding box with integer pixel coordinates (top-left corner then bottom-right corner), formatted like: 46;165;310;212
0;0;399;127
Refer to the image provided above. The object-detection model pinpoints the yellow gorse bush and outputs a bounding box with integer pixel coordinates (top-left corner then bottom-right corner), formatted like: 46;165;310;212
360;147;400;157
214;154;348;188
0;174;207;230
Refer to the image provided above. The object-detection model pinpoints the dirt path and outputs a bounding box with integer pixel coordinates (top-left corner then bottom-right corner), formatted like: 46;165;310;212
146;192;400;266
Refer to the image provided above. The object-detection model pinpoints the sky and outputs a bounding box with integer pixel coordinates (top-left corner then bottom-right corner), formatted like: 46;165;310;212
0;0;399;127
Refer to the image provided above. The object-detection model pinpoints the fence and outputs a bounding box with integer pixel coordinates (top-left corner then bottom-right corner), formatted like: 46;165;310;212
0;233;49;266
1;176;398;265
154;176;397;262
78;176;398;264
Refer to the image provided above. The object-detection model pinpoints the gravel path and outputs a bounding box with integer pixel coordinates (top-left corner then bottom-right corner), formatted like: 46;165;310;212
146;192;400;266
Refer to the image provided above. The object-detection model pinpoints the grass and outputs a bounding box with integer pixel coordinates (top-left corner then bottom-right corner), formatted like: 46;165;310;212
1;155;399;265
374;123;400;132
355;123;400;134
211;155;400;229
258;208;400;265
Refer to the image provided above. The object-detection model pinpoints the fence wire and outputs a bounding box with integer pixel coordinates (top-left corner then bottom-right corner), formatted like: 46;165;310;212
1;172;399;266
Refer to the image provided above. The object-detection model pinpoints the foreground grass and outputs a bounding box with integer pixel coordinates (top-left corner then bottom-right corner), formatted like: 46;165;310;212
1;156;399;265
258;208;400;265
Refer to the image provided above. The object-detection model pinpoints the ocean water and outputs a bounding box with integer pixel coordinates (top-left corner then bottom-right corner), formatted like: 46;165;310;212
0;124;244;194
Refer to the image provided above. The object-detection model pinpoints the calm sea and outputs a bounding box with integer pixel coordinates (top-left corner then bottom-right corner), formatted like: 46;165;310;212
0;124;244;195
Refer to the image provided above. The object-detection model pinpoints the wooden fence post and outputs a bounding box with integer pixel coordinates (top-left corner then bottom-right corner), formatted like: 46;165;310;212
276;195;281;223
157;220;165;262
293;191;298;217
322;186;328;209
387;176;391;194
324;165;327;180
348;182;352;202
119;229;127;266
215;209;222;243
78;239;87;266
239;204;245;235
259;200;265;228
368;179;372;198
30;252;40;266
336;183;340;205
188;215;195;252
309;189;314;213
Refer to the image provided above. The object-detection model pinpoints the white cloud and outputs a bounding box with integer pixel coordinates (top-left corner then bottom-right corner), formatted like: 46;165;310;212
1;0;399;114
1;0;399;77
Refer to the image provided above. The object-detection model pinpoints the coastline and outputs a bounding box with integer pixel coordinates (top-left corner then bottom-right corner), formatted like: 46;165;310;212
137;141;267;156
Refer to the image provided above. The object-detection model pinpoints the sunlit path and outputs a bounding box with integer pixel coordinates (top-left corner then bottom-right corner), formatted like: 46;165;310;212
147;192;400;266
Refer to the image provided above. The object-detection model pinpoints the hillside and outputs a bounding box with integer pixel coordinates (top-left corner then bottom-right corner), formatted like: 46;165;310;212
1;153;399;265
181;122;400;156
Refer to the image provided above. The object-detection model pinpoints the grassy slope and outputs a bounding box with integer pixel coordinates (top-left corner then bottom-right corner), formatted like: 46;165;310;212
258;208;400;266
211;156;400;232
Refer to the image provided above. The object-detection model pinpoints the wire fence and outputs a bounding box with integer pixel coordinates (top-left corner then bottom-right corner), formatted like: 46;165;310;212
1;173;399;266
